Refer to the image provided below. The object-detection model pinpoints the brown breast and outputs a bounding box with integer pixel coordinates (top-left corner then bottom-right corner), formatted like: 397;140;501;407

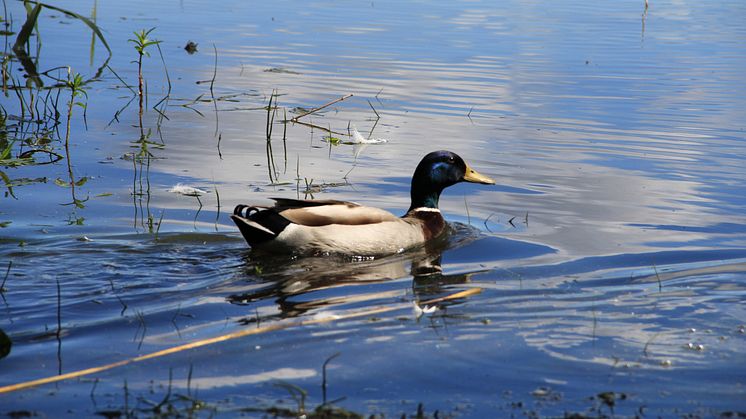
406;209;446;240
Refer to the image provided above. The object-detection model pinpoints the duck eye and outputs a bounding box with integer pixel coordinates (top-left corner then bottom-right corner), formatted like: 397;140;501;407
447;156;455;163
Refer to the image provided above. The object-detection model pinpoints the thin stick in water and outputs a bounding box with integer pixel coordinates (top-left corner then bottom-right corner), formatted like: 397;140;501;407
289;94;353;122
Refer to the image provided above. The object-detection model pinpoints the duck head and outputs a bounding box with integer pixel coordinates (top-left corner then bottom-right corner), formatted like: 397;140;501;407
409;150;495;212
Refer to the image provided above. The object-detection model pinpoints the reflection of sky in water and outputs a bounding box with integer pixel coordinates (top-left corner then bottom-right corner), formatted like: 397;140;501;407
5;1;744;261
97;0;745;257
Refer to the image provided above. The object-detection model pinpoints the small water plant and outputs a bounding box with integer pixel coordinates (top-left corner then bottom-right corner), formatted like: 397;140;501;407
128;28;161;112
55;68;89;213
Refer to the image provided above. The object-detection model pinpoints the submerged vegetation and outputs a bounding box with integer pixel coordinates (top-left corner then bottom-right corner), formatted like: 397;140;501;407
1;2;104;204
1;2;380;231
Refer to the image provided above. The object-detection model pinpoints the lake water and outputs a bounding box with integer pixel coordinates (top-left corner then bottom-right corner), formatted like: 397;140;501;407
1;0;745;416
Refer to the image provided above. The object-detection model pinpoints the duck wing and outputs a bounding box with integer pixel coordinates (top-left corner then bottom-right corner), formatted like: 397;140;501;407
231;199;400;248
270;197;357;209
274;200;399;227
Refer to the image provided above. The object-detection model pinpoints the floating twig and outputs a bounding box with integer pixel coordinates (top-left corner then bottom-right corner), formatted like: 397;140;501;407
289;94;353;122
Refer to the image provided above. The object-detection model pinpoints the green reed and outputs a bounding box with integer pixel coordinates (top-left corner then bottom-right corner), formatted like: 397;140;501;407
128;28;161;115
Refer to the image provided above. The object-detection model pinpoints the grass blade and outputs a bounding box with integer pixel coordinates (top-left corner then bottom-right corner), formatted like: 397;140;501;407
32;2;112;55
12;4;41;53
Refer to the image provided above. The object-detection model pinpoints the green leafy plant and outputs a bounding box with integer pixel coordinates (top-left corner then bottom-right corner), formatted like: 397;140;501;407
66;71;89;122
59;68;90;210
128;28;161;110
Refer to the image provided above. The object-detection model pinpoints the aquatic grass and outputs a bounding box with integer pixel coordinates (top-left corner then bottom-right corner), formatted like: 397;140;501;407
366;99;380;119
88;1;96;66
11;2;111;87
210;43;219;137
133;309;147;350
130;152;156;233
282;107;288;172
0;138;14;162
151;42;172;122
54;68;90;213
65;71;88;129
265;89;278;183
90;365;374;418
0;260;10;293
11;2;42;87
128;27;161;116
1;171;19;198
153;210;164;240
653;264;662;291
122;32;169;234
213;182;221;231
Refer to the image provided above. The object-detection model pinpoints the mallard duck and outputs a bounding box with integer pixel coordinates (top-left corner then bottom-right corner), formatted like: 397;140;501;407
231;150;494;255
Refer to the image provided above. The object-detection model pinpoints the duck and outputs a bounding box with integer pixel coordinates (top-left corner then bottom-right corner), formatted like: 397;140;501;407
231;150;495;256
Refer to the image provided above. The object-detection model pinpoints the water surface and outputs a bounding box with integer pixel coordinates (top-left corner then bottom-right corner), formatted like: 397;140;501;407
1;0;745;416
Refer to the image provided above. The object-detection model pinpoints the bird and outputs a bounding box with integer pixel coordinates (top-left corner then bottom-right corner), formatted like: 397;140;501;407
231;150;495;256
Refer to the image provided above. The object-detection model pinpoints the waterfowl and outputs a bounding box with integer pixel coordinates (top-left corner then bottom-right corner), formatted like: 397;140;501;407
231;150;495;255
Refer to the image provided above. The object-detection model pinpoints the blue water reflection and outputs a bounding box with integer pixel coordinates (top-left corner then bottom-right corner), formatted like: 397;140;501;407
1;0;745;416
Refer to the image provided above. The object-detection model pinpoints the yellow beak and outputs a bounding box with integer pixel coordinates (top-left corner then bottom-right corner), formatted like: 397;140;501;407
462;164;495;185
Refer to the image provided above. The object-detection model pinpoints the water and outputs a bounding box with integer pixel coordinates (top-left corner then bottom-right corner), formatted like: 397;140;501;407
1;0;745;416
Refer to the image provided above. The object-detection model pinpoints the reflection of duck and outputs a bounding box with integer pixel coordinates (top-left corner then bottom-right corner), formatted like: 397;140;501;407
228;227;485;320
231;151;494;255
